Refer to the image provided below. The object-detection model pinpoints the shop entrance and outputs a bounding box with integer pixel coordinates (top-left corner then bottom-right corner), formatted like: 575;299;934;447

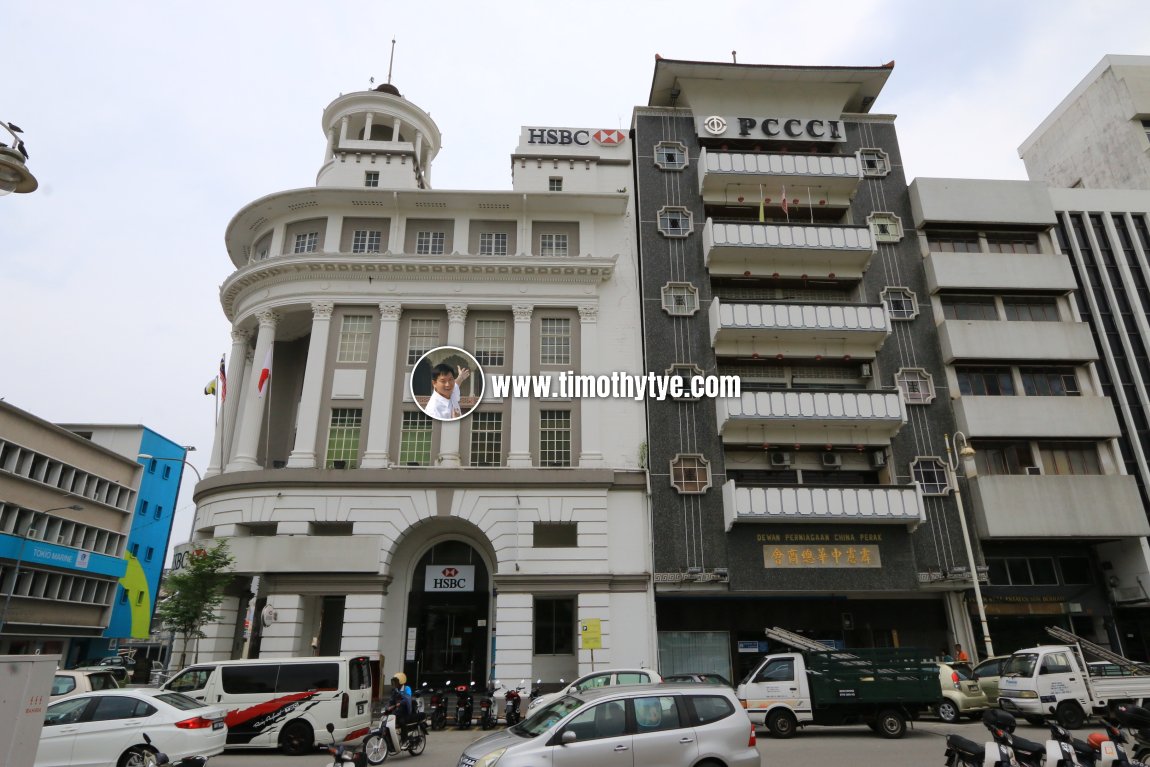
404;540;489;690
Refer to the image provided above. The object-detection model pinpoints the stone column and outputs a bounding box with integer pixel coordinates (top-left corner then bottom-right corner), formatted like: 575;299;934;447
578;305;604;467
339;116;350;144
435;305;468;468
363;112;374;141
341;592;389;658
507;304;534;468
287;302;335;468
360;303;403;468
227;311;278;472
206;329;250;477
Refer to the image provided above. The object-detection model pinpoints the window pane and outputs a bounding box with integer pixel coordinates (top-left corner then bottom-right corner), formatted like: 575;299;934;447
633;695;680;731
351;229;381;254
1029;558;1057;585
337;315;373;363
534;597;574;654
276;663;339;692
1006;558;1033;586
222;665;278;694
473;320;506;366
407;319;440;364
540;318;571;365
416;231;445;255
399;412;433;466
540;410;571;467
325;409;362;468
540;233;568;257
942;296;998;321
1060;557;1093;584
469;412;502;467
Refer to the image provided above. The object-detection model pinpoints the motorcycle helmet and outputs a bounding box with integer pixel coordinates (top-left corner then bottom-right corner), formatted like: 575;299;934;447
392;671;407;687
1087;732;1110;750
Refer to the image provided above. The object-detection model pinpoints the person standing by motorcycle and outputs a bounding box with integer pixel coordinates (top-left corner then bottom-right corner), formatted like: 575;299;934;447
387;672;415;746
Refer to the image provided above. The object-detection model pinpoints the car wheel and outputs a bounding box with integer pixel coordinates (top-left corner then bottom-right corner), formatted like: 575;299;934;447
767;709;798;739
279;719;314;756
363;732;389;765
937;699;960;724
1056;701;1086;730
407;733;426;756
876;709;907;739
118;747;155;767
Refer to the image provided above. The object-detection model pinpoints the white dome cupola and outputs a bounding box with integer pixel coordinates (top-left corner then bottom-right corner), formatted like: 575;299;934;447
318;83;442;190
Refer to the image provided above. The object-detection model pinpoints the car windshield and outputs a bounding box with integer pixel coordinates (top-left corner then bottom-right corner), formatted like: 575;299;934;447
951;664;974;680
1002;654;1038;678
155;692;208;710
511;695;583;737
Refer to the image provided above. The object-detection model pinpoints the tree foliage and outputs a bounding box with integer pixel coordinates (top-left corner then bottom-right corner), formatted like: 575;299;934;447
156;541;235;667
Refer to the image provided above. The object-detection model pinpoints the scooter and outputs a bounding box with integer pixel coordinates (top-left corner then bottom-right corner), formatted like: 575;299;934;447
139;734;211;767
428;683;449;731
1119;703;1150;763
322;723;368;767
455;682;475;729
504;681;524;726
944;710;1070;767
479;682;498;730
362;707;429;764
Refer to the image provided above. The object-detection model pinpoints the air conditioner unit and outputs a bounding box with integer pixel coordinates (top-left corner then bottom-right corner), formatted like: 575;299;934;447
859;363;873;378
870;450;887;468
821;452;843;468
1025;466;1042;476
770;452;793;468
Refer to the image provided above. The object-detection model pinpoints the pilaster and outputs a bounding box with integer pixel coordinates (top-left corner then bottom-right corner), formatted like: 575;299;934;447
227;311;278;472
361;303;403;468
287;302;335;468
507;304;534;468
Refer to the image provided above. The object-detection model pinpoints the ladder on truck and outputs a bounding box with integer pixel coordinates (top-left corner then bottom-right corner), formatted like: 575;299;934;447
764;626;858;660
1045;625;1149;675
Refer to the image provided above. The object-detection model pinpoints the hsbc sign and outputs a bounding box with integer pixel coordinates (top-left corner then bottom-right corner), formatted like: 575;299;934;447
425;564;476;592
527;127;626;147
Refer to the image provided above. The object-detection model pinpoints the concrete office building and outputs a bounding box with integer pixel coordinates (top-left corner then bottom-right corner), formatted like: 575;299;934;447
0;402;141;659
187;81;654;687
631;58;978;679
908;178;1149;654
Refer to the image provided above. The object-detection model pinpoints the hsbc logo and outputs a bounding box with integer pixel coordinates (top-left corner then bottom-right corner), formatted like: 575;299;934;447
426;564;475;592
527;128;626;147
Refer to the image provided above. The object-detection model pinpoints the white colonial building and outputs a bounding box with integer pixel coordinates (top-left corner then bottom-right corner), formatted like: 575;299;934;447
184;82;653;688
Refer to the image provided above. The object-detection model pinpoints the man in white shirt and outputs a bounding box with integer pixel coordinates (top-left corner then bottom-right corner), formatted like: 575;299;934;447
424;363;468;420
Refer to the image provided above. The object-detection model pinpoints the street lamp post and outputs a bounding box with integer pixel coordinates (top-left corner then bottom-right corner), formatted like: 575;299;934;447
945;432;994;659
0;505;84;637
0;120;37;195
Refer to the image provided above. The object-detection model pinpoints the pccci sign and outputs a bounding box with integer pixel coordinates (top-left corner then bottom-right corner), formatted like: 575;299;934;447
425;564;476;592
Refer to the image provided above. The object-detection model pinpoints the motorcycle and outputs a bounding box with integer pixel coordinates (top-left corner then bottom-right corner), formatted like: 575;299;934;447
362;707;429;764
1121;703;1150;763
479;682;498;730
455;682;475;729
428;683;449;731
139;734;211;767
504;681;524;727
944;710;1072;767
322;723;368;767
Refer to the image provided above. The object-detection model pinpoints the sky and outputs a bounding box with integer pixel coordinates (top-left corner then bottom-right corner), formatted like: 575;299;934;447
4;0;1150;562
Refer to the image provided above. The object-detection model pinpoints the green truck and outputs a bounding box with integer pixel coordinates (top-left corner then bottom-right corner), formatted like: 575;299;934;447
736;642;942;738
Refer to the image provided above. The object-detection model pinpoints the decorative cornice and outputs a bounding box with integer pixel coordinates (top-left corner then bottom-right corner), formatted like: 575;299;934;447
311;301;334;320
219;254;618;321
512;304;534;322
446;304;469;323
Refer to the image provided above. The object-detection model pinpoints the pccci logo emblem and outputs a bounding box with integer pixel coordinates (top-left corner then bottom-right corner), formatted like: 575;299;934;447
703;115;728;135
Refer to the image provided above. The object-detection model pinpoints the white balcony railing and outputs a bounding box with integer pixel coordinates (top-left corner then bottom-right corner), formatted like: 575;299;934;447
703;219;875;279
722;480;926;531
699;148;862;200
709;297;890;357
716;390;905;444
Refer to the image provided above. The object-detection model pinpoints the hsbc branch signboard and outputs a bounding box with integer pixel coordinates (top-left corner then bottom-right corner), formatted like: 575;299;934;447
425;565;475;592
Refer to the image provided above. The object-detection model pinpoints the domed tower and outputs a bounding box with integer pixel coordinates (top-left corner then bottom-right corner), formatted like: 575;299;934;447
318;82;442;189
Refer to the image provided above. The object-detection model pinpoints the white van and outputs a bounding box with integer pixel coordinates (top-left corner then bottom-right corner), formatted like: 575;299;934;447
162;655;373;754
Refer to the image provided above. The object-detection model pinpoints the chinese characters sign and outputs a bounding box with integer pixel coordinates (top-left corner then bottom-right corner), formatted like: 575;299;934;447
762;544;881;569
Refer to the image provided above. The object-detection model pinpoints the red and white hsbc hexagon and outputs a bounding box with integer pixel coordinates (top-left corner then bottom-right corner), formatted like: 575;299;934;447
425;564;475;592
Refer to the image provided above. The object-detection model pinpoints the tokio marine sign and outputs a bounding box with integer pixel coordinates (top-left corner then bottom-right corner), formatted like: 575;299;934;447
425;564;476;592
699;115;847;143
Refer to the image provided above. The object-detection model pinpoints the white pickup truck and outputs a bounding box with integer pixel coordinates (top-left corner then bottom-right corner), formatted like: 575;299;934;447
998;644;1150;728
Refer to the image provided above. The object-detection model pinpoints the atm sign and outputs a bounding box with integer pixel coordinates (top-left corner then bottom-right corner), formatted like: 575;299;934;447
426;565;475;592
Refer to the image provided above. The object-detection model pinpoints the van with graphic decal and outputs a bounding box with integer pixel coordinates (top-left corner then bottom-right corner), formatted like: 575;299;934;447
162;655;372;755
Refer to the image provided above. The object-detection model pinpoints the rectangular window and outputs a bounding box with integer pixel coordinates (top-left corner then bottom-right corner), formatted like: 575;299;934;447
549;177;563;192
293;232;319;254
957;366;1015;396
325;408;363;469
539;233;568;257
533;597;575;654
539;410;572;467
416;231;445;255
973;441;1035;476
351;229;382;254
1020;367;1080;397
138;500;148;517
1060;556;1093;584
364;171;379;188
145;547;154;562
469;412;503;467
927;233;980;253
479;232;508;256
407;319;440;364
473;320;506;366
987;234;1039;254
941;295;999;321
162;465;171;479
337;315;374;363
1003;296;1059;322
534;522;578;548
154;505;162;520
399;412;433;466
540;318;571;365
130;543;139;556
1039;441;1101;475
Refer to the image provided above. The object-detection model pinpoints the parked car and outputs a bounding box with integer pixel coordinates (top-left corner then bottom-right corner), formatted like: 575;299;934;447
461;682;759;767
972;655;1012;702
76;655;134;684
35;688;227;767
50;669;120;701
662;672;733;687
934;661;990;723
526;668;663;713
